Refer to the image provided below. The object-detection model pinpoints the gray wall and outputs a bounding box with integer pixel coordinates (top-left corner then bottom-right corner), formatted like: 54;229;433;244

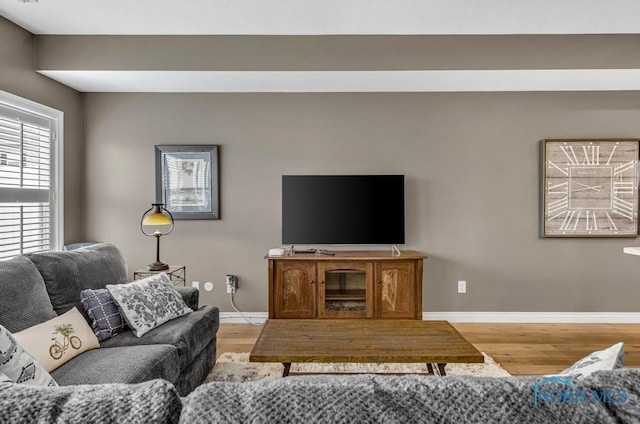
82;91;640;313
0;17;83;243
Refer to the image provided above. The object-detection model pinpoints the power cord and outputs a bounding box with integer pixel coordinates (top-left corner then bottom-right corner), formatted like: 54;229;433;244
229;293;264;327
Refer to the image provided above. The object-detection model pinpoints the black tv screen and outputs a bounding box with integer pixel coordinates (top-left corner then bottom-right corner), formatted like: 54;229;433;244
282;175;405;245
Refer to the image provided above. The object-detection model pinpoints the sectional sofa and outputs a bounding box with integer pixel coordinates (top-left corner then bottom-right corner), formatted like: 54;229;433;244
2;369;640;423
0;243;219;396
2;244;640;423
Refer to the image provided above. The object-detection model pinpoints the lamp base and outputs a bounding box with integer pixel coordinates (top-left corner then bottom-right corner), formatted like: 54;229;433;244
147;262;169;271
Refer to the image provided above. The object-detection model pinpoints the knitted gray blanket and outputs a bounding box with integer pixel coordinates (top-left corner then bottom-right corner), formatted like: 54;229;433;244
182;369;640;424
0;379;181;423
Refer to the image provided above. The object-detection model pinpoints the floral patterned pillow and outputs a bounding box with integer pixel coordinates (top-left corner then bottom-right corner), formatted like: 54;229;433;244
106;273;193;338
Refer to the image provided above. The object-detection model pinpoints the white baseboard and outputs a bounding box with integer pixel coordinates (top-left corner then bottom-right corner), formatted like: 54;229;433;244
220;312;268;323
220;311;640;324
423;312;640;323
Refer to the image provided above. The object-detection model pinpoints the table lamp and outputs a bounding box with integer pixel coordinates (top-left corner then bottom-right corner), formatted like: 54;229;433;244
141;203;174;271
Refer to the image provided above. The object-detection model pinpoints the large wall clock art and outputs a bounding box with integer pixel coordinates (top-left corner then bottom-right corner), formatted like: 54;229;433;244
542;139;639;237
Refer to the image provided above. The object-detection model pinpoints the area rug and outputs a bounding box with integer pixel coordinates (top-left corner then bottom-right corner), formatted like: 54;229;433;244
205;352;510;383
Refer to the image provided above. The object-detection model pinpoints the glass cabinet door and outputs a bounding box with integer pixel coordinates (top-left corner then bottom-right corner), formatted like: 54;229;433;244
318;263;373;318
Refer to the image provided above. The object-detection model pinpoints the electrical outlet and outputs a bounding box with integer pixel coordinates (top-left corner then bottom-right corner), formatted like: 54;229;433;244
458;280;467;294
226;274;238;294
192;281;200;290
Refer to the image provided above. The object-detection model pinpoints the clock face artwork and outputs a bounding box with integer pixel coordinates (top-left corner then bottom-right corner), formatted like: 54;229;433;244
543;140;639;237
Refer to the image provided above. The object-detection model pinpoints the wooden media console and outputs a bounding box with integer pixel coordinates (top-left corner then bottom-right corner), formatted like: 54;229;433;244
266;250;425;319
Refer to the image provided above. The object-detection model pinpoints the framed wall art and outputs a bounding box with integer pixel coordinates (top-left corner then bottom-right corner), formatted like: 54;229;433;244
155;145;220;220
541;139;639;237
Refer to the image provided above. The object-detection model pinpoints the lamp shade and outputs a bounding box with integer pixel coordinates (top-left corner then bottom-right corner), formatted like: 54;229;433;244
142;212;172;226
141;204;174;236
140;203;174;271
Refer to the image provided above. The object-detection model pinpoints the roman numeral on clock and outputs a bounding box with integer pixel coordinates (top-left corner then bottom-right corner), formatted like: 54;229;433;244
559;146;579;165
547;196;568;220
584;210;598;231
547;181;568;194
613;181;634;195
613;197;634;220
614;161;635;176
560;210;580;231
605;212;619;231
581;145;600;165
557;145;603;165
548;161;568;176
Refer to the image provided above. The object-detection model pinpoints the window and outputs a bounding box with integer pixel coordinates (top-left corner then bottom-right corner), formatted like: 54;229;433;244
0;91;63;260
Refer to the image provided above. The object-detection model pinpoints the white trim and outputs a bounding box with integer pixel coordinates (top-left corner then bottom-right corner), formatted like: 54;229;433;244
53;111;64;252
220;311;640;324
38;69;640;94
0;90;64;251
423;312;640;323
220;312;268;324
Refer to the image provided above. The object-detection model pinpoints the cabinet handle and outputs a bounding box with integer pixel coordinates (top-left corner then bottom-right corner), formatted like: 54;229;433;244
310;280;315;284
320;280;325;285
376;280;382;284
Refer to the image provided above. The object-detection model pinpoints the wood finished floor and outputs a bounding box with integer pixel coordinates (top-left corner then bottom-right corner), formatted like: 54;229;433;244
217;322;640;375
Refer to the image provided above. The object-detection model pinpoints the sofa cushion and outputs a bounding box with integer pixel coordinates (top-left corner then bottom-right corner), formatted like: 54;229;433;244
0;256;56;332
26;243;128;317
101;305;219;370
50;345;180;386
0;325;57;387
81;288;128;341
14;307;100;372
0;379;181;424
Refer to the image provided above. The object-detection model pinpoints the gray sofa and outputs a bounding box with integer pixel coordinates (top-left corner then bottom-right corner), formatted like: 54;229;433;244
1;369;640;423
0;243;219;396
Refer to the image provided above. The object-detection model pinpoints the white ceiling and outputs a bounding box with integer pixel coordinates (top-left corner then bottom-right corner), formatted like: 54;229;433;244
5;0;640;92
2;0;640;35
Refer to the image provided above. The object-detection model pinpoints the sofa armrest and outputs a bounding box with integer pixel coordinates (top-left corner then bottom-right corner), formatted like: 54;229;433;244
175;286;199;310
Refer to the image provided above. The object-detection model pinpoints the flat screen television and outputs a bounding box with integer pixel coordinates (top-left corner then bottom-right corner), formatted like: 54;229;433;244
282;175;405;245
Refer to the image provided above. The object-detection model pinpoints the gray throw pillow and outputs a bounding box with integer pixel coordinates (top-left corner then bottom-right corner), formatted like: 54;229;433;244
107;273;193;338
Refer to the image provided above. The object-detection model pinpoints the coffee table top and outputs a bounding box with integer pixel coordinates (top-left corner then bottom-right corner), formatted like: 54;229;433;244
250;319;483;364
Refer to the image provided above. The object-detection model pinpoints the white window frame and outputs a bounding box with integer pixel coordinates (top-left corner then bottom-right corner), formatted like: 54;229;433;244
0;90;64;254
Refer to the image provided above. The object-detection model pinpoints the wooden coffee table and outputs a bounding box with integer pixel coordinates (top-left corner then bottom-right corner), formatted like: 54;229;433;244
250;319;483;377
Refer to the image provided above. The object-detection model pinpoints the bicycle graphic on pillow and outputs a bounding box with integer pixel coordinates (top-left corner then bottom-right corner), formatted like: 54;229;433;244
49;323;82;360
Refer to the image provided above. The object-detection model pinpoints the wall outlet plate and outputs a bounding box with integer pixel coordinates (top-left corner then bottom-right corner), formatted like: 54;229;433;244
458;280;467;294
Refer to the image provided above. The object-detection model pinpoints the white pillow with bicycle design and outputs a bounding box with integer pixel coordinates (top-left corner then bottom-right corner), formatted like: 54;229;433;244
13;307;100;372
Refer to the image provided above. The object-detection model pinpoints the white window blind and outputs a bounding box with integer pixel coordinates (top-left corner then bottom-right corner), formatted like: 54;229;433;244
0;92;62;260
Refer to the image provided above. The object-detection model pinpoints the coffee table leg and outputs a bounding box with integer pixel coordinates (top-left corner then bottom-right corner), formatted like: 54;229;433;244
282;362;291;377
426;363;447;376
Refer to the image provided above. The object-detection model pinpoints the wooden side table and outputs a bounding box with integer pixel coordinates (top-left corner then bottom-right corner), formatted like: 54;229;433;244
133;265;186;286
